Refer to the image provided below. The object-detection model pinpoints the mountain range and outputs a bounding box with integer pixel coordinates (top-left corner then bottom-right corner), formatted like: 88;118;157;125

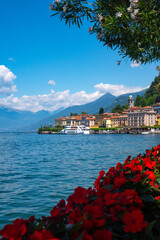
0;89;146;132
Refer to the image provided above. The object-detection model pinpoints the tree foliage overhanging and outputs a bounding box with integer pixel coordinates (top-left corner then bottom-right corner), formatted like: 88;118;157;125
50;0;160;64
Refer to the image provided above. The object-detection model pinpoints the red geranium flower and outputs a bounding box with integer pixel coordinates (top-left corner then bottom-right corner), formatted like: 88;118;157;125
93;229;112;240
123;209;147;233
82;231;93;240
143;170;155;186
0;219;26;240
143;157;156;169
104;192;119;206
28;229;59;240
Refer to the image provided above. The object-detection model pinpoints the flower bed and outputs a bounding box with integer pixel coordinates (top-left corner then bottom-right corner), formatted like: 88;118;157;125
1;145;160;240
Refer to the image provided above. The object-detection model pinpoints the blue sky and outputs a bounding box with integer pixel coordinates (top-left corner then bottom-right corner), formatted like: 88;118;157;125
0;0;158;112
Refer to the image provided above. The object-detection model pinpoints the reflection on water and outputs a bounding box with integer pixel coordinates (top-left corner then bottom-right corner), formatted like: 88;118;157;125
0;133;160;228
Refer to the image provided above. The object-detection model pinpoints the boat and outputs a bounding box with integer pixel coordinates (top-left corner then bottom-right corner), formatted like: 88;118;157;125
141;131;150;135
60;125;90;134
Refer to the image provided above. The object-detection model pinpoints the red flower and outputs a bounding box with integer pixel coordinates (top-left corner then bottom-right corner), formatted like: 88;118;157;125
143;157;156;169
146;149;151;156
123;209;147;233
93;229;112;240
155;196;160;200
82;232;93;240
104;192;119;206
94;170;105;189
131;174;141;183
28;229;58;240
68;208;83;223
82;219;94;232
143;170;155;186
28;216;35;223
0;219;26;240
152;150;158;157
113;175;126;188
67;187;93;207
154;145;160;151
119;189;143;207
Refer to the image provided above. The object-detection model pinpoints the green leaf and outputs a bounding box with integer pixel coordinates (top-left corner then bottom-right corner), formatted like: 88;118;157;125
102;184;112;190
75;232;84;240
141;194;155;203
144;220;157;236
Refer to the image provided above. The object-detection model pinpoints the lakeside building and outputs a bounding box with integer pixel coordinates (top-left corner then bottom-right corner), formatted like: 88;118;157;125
94;113;116;127
85;116;95;127
128;109;157;127
55;117;67;126
55;96;160;129
152;102;160;114
55;114;95;127
157;115;160;125
111;115;128;128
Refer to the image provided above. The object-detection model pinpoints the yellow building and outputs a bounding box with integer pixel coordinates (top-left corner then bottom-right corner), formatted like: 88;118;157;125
55;117;67;126
111;115;128;127
157;115;160;125
95;113;113;127
85;117;95;127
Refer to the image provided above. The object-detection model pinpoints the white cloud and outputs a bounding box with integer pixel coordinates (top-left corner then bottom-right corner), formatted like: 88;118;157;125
94;83;145;96
48;80;56;86
0;89;103;112
9;57;16;62
0;65;17;95
0;68;146;112
131;60;141;68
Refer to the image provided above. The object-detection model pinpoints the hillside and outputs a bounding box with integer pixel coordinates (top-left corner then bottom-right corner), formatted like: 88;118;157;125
0;107;52;132
104;89;147;113
20;90;147;131
134;76;160;107
19;92;116;131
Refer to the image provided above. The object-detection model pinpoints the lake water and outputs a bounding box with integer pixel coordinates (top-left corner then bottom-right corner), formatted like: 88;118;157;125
0;132;160;229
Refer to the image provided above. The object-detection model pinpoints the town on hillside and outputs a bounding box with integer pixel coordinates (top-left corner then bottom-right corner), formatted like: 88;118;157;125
54;95;160;132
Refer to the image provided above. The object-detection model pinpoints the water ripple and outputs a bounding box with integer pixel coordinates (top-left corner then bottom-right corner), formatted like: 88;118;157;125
0;133;160;228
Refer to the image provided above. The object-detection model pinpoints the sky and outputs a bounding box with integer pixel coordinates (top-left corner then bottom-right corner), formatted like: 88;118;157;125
0;0;158;112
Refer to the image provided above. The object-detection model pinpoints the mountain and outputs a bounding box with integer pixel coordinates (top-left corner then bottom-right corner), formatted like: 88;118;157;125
104;89;147;113
19;92;116;131
0;107;64;132
0;89;147;132
21;90;147;131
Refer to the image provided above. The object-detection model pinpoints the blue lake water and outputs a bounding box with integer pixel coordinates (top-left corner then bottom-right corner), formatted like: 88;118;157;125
0;132;160;229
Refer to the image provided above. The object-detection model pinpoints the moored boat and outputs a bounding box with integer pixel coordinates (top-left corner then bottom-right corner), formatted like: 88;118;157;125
60;125;90;134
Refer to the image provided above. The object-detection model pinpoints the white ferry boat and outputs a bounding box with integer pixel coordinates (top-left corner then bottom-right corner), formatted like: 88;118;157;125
60;125;90;134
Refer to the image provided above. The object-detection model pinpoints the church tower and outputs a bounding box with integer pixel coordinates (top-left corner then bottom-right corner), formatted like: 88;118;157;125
128;95;134;109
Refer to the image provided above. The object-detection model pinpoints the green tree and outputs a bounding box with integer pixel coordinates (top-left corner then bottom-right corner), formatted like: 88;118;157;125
156;95;160;103
50;0;160;64
144;76;160;98
112;104;128;113
134;76;160;107
70;112;74;116
81;111;87;114
112;104;122;113
135;95;142;106
99;107;104;114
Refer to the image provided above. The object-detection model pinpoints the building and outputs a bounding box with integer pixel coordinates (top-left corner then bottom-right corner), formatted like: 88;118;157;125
55;117;67;126
128;95;134;109
66;116;82;126
95;113;115;127
111;115;128;128
55;114;95;127
128;109;157;127
85;116;95;127
157;115;160;125
152;102;160;114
